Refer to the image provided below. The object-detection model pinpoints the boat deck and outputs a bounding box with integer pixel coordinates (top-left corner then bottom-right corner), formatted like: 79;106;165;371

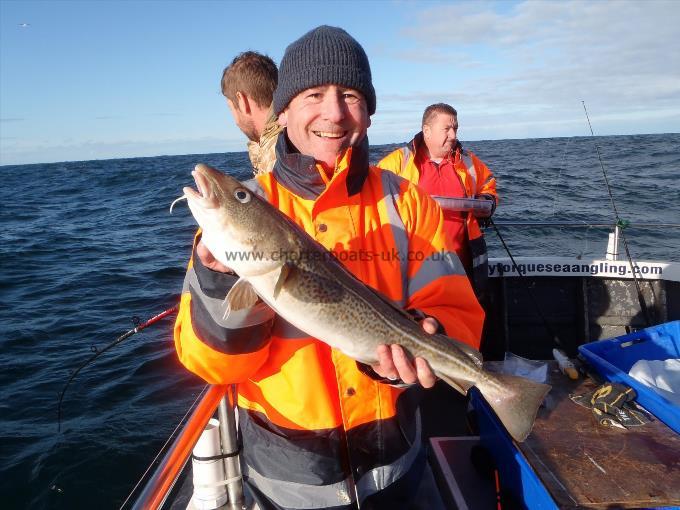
432;364;680;509
522;367;680;508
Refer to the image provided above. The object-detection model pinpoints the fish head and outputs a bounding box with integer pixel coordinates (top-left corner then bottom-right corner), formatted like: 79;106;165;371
183;163;286;277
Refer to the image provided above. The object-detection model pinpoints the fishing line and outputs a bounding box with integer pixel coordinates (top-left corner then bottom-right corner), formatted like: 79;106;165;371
581;101;653;327
550;136;572;218
56;305;178;432
489;219;566;350
576;224;593;260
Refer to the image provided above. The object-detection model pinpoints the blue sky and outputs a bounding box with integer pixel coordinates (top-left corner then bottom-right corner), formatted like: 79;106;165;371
1;0;678;165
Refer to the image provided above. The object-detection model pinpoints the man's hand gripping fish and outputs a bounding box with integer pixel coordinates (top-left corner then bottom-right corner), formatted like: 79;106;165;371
176;163;551;442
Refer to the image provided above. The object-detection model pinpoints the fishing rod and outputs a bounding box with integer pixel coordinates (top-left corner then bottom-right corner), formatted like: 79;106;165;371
56;305;178;432
582;101;653;327
489;218;566;351
486;105;657;348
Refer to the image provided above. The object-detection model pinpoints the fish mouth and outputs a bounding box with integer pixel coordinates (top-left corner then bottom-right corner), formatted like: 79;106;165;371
182;166;219;208
170;165;215;213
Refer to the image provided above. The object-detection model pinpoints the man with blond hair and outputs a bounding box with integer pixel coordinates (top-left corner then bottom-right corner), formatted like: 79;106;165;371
221;50;282;174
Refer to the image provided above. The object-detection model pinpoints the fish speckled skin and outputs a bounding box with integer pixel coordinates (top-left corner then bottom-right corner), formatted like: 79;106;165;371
182;163;551;442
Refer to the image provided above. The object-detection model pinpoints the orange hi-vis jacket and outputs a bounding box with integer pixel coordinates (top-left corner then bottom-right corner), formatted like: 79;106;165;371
378;133;498;295
174;135;484;509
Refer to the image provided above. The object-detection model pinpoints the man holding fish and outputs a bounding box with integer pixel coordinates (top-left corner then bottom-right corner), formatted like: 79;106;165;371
174;25;548;509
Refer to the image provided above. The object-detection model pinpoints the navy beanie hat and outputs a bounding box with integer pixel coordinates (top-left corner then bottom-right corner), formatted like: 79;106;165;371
273;25;376;116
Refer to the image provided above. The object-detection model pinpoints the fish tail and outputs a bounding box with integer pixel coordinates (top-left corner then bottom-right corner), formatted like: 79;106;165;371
479;373;551;442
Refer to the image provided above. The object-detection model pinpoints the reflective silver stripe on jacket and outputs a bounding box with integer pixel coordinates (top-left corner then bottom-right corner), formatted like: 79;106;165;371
356;410;423;503
400;146;412;174
183;267;274;328
244;464;356;509
461;152;477;192
380;171;409;307
243;411;423;508
408;251;466;297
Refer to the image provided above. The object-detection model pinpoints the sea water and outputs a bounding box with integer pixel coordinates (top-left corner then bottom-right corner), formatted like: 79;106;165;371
1;133;678;509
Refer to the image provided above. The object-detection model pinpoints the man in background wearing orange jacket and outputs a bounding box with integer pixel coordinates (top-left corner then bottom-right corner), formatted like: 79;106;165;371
379;103;498;296
175;26;484;509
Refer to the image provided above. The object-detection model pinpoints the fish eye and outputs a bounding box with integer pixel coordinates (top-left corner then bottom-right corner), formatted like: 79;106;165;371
234;188;251;203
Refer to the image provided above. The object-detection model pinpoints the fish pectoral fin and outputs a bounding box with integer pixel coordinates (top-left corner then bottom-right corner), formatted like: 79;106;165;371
273;261;295;299
438;374;475;395
223;278;260;320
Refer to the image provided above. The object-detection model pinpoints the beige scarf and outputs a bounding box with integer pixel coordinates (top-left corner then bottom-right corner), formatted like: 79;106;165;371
247;108;283;175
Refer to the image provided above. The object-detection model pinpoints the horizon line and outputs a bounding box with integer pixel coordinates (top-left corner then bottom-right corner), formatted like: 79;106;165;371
1;131;677;169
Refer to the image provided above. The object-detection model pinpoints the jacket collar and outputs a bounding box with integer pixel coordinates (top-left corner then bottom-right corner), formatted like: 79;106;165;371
272;130;369;200
409;131;425;155
409;131;464;160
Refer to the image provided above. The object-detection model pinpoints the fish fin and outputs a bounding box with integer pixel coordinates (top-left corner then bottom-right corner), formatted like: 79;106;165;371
273;262;294;299
223;278;259;320
438;374;475;395
478;373;551;442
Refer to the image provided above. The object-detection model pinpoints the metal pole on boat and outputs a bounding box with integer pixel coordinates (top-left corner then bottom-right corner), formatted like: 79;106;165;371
606;225;620;261
218;384;245;508
613;224;620;260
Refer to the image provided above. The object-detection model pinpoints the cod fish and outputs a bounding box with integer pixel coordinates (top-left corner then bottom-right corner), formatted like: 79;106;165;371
178;163;551;442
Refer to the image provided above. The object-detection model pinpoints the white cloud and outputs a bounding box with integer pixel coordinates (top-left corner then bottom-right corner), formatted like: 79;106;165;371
385;0;680;139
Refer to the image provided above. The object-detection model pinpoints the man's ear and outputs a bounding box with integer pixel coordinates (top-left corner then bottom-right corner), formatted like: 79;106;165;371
236;91;251;114
277;110;288;127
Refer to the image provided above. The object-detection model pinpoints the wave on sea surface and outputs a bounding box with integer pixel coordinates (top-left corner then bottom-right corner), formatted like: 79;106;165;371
0;133;678;509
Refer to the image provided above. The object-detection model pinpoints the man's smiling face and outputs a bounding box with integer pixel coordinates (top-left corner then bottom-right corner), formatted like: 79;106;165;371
278;84;371;168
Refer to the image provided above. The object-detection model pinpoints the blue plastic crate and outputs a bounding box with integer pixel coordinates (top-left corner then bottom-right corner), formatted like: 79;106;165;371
578;320;680;434
470;388;558;510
